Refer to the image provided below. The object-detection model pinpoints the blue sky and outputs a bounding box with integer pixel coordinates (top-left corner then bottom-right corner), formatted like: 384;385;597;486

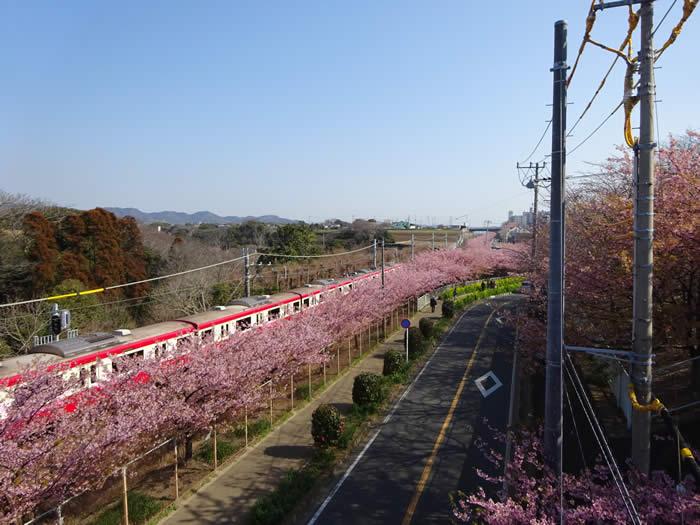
1;1;698;225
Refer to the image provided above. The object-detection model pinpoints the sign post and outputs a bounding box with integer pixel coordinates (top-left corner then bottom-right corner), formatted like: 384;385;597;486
401;319;411;362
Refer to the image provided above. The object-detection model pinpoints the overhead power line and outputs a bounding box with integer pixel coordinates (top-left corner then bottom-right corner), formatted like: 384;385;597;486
0;253;253;309
256;244;373;259
568;99;625;157
565;356;641;524
519;120;552;164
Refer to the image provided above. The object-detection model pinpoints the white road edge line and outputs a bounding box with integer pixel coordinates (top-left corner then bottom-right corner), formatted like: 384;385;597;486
307;305;480;525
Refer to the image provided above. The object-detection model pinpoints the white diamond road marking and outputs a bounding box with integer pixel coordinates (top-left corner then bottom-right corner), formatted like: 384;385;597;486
474;371;503;398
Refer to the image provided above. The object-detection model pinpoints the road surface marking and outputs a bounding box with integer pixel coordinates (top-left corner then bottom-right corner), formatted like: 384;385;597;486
474;371;503;398
401;306;503;525
307;306;480;525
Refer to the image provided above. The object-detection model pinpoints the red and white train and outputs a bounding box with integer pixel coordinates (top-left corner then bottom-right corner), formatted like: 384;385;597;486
0;267;391;413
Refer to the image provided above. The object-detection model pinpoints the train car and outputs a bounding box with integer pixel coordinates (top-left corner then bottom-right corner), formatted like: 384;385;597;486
0;264;393;416
0;320;194;390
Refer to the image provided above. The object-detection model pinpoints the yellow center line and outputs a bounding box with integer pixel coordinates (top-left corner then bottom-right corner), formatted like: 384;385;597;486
401;305;505;525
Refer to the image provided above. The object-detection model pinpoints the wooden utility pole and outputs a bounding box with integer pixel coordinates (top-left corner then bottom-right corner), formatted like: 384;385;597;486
544;19;567;508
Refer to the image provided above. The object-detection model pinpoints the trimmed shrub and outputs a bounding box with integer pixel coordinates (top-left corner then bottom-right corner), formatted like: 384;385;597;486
352;373;384;407
311;404;344;448
442;299;455;319
383;349;404;376
419;317;435;339
407;327;425;358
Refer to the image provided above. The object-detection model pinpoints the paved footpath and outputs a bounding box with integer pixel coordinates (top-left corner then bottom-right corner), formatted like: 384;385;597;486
306;295;521;525
161;302;443;525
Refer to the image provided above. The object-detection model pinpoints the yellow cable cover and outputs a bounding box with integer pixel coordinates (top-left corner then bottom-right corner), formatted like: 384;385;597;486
656;0;699;61
567;0;598;87
628;386;664;413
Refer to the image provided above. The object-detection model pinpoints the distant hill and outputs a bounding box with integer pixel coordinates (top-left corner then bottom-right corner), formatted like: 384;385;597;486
104;207;297;225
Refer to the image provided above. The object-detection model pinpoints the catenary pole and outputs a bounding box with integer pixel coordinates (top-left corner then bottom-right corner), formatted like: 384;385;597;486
372;238;377;269
381;238;385;288
631;0;656;475
544;19;567;514
244;247;251;297
411;234;415;260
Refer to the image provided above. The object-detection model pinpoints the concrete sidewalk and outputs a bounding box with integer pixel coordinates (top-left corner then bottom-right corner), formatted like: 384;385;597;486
161;303;443;525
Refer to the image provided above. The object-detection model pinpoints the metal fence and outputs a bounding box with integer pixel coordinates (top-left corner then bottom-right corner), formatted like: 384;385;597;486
20;300;417;525
609;363;632;429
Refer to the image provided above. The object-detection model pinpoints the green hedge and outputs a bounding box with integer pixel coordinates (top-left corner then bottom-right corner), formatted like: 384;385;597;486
442;299;455;319
419;317;435;339
407;327;426;358
352;373;385;407
383;349;404;376
453;277;523;309
311;404;344;448
440;277;523;301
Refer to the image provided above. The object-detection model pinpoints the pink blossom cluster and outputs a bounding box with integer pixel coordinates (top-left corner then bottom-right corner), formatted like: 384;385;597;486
0;243;515;522
452;429;700;524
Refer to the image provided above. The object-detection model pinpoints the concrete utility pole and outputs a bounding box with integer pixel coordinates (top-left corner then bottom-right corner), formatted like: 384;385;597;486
431;231;435;250
244;247;251;297
544;19;567;497
518;161;545;259
381;238;385;288
483;220;492;245
631;0;656;475
410;234;415;260
444;231;448;249
372;238;377;269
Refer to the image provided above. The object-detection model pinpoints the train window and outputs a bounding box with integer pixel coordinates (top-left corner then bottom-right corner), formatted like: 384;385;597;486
90;365;97;384
236;318;252;331
293;302;300;312
256;313;264;324
129;350;145;359
79;367;89;387
201;329;213;340
269;308;281;320
112;361;119;373
303;298;310;307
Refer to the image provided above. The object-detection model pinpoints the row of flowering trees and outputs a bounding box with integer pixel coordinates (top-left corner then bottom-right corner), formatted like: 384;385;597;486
454;133;700;521
0;239;514;523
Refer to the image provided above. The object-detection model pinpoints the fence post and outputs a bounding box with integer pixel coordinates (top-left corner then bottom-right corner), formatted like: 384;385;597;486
244;406;249;447
337;346;340;374
121;466;129;525
57;505;64;525
308;363;312;399
269;382;273;427
174;440;179;500
291;375;295;409
213;426;218;469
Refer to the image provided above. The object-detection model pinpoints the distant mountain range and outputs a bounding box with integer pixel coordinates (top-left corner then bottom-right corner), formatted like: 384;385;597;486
104;207;297;225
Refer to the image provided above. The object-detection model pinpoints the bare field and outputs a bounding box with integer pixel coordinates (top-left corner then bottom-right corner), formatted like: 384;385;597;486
388;229;465;245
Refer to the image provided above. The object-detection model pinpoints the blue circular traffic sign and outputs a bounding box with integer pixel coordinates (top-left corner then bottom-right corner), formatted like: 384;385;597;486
401;319;411;329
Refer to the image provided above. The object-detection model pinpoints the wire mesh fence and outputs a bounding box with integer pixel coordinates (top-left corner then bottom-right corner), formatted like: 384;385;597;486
20;301;423;525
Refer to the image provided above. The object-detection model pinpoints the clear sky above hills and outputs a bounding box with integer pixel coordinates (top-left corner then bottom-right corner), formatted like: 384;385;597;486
1;1;698;225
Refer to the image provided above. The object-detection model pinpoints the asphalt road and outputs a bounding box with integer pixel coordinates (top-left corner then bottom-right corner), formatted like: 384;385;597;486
307;295;520;525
